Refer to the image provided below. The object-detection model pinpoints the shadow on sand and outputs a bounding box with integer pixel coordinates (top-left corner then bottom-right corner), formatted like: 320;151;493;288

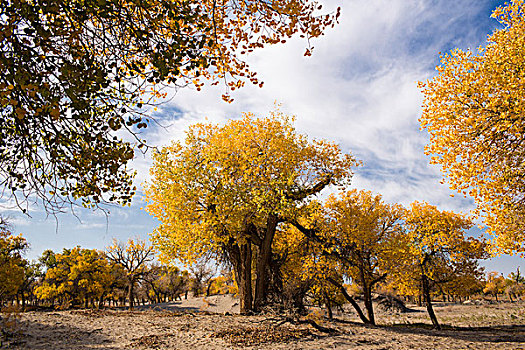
134;302;203;313
384;323;525;344
5;315;115;350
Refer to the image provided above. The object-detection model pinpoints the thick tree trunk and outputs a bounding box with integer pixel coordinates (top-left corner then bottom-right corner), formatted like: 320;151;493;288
362;284;375;326
228;237;255;314
254;215;278;311
238;243;253;314
421;272;440;329
206;279;213;296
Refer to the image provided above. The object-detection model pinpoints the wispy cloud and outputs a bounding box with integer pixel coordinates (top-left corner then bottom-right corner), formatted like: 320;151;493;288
130;0;502;216
13;0;520;273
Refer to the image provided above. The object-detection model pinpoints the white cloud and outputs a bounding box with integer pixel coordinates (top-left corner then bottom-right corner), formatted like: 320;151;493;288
74;222;107;230
126;0;497;217
13;0;514;268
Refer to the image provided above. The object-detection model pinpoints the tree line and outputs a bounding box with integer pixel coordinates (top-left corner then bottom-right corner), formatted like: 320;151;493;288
142;112;524;329
0;224;233;311
1;209;524;329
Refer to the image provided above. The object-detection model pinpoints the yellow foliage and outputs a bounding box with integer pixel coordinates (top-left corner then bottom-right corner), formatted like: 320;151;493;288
483;271;506;298
0;229;28;303
387;202;487;298
35;247;112;307
419;0;525;253
144;110;357;266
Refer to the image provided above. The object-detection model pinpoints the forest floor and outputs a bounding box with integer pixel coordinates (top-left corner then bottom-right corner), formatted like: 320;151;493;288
2;295;525;349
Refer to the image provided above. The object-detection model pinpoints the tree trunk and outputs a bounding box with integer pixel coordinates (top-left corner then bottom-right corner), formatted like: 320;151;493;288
128;281;134;310
238;243;253;314
324;292;333;320
254;215;278;312
421;272;440;329
362;284;375;325
327;277;371;325
206;279;214;296
359;267;375;326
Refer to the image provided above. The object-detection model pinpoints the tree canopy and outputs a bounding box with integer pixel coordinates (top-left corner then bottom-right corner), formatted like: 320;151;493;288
389;201;487;329
321;190;405;325
419;0;525;253
0;217;28;305
34;247;112;308
0;0;340;213
144;111;357;313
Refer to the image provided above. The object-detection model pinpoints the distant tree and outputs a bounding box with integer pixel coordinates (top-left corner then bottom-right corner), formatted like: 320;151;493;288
322;190;405;325
208;273;235;296
291;191;405;325
419;0;525;253
106;238;155;309
143;264;189;303
35;247;112;308
0;217;28;306
38;249;57;271
439;265;485;302
389;202;488;329
505;268;525;301
188;257;216;297
17;261;42;309
484;271;507;302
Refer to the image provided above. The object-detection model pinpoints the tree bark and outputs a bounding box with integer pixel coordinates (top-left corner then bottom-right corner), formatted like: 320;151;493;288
254;214;278;311
238;243;253;314
359;266;376;326
128;280;135;310
324;292;333;320
421;272;440;329
206;279;213;296
362;284;375;325
327;277;371;325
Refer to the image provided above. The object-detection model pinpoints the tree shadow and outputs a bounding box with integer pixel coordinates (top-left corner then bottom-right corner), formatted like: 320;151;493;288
383;323;525;344
5;316;118;350
135;302;202;313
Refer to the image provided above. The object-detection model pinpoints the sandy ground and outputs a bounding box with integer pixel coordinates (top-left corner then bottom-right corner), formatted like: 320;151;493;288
2;296;525;349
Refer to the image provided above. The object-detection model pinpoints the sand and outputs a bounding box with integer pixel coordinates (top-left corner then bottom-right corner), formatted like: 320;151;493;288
2;296;524;349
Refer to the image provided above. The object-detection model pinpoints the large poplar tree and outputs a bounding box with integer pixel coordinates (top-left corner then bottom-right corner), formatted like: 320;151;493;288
144;111;356;313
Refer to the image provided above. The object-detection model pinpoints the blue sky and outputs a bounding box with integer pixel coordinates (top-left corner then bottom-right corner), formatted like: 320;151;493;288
3;0;523;275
